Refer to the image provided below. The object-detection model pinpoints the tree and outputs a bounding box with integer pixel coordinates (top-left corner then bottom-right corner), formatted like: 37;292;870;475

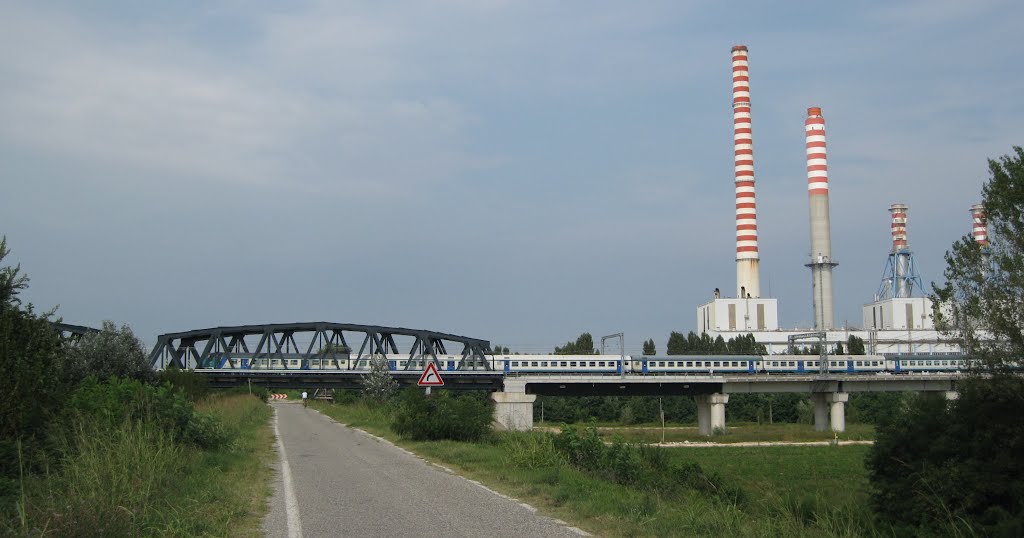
933;146;1024;371
0;237;29;310
847;335;866;355
555;333;597;355
867;147;1024;534
0;240;67;487
642;338;656;355
489;344;510;354
666;331;687;355
362;354;398;402
64;320;153;383
725;333;766;354
834;341;844;355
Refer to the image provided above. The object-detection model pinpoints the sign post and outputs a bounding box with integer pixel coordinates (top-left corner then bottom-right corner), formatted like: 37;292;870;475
417;361;445;396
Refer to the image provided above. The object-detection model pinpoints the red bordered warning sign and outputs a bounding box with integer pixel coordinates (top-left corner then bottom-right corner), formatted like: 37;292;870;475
417;362;445;386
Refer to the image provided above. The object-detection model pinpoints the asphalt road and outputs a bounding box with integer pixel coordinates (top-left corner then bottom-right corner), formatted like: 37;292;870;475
262;401;588;537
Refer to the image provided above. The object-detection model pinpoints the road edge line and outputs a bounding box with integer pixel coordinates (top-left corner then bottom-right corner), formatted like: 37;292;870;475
274;407;304;538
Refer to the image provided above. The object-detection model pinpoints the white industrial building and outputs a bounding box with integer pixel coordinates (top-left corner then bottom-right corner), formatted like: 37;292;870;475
695;48;974;356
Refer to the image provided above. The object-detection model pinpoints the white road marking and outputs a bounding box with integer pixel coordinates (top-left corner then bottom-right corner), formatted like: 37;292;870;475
274;409;304;538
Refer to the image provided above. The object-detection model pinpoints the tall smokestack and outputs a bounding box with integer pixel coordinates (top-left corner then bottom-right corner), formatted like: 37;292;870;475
890;203;911;297
732;45;760;299
804;107;837;329
970;204;988;246
890;203;908;253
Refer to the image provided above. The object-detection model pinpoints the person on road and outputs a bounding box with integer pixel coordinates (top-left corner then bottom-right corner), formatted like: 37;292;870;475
301;390;308;408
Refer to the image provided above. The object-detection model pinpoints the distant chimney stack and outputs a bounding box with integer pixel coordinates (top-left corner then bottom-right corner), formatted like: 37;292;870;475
804;106;837;330
970;203;988;246
732;45;761;299
889;203;908;253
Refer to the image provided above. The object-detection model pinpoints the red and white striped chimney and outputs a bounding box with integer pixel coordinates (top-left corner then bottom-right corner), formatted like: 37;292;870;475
970;204;988;246
890;203;908;253
732;45;760;299
805;107;836;330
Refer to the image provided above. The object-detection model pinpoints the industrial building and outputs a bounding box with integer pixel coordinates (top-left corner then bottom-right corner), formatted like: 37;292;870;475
696;45;974;355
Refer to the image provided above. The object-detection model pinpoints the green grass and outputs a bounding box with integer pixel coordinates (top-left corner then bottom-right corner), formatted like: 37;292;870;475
543;422;876;443
312;400;886;537
10;394;273;537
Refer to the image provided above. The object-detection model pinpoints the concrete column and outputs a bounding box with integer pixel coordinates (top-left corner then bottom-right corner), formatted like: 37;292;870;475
811;393;829;432
695;395;712;436
827;392;848;432
491;392;537;431
710;393;729;433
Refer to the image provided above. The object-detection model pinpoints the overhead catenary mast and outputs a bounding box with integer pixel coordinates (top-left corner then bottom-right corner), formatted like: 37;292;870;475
804;107;837;330
732;45;760;299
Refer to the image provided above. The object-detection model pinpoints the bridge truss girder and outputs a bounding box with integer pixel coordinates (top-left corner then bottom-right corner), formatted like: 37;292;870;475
148;322;491;371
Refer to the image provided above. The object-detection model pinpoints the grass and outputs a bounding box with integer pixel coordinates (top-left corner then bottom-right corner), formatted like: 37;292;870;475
10;393;273;537
541;422;876;443
312;399;885;537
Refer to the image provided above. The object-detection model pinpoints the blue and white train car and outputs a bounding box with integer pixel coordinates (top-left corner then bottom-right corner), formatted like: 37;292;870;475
633;355;755;375
501;354;624;374
887;355;964;373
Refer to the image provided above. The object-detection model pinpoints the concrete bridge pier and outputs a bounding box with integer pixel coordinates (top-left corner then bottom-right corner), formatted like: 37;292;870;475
696;393;729;435
811;393;829;431
491;380;536;431
812;392;848;432
828;392;848;432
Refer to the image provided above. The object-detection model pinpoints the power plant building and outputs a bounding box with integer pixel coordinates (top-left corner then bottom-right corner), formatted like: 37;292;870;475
694;45;963;356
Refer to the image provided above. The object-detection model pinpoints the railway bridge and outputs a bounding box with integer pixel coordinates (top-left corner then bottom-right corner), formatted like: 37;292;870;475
147;322;961;436
497;373;959;435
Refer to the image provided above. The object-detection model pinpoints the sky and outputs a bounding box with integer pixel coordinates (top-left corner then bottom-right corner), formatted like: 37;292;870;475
2;1;1022;354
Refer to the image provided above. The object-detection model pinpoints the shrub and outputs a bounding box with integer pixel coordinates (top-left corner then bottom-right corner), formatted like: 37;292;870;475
868;375;1024;535
158;367;210;401
67;377;227;449
551;426;605;469
391;389;492;442
547;425;746;504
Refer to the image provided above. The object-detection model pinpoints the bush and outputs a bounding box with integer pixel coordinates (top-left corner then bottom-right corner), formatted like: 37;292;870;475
67;377;227;449
391;389;492;442
0;303;68;489
868;375;1024;535
547;426;745;504
220;384;270;403
158;367;210;401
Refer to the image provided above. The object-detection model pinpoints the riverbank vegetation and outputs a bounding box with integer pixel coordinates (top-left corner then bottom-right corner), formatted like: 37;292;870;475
0;237;273;536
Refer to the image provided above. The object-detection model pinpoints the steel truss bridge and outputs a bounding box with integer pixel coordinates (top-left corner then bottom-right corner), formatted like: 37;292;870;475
50;322;100;340
148;322;492;372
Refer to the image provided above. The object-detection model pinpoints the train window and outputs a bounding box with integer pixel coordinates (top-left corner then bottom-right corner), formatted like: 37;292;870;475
586;362;593;367
561;361;568;367
684;361;691;367
598;361;605;367
570;362;577;367
713;361;720;367
530;361;538;367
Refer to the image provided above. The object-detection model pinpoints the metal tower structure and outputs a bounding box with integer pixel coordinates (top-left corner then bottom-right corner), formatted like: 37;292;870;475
876;203;925;299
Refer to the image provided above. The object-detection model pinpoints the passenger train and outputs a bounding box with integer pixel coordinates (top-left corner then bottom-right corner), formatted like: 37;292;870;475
209;353;965;375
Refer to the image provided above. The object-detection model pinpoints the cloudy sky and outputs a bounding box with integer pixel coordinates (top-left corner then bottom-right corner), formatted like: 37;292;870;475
2;1;1021;353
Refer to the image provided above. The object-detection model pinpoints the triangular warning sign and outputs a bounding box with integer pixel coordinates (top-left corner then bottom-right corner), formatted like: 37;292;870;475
417;362;445;386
